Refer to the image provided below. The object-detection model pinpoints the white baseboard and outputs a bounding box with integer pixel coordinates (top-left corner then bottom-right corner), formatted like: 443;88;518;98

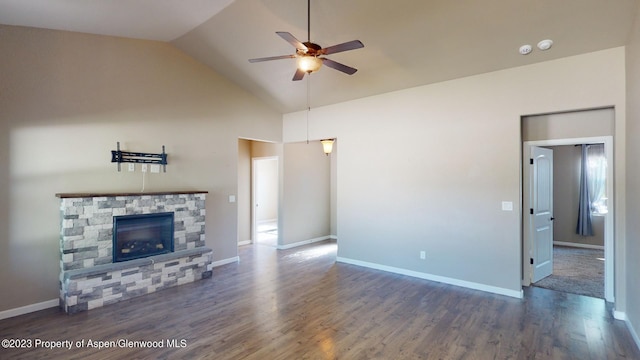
613;310;627;321
238;240;252;246
336;257;523;299
257;219;277;225
0;299;58;320
210;256;240;269
616;311;640;352
329;235;338;240
2;256;242;320
553;241;604;250
277;236;331;250
1;256;242;320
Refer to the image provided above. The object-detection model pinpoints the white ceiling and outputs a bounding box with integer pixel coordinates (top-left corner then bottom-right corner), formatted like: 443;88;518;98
0;0;235;41
1;0;638;113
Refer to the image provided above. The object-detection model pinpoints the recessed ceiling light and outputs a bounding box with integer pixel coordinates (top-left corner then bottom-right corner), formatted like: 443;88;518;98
537;39;553;51
519;45;533;55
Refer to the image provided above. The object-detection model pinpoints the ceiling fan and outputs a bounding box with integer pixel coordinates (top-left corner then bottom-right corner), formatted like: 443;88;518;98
248;0;364;81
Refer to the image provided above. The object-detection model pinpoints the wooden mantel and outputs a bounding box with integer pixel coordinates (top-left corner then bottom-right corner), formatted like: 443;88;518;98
55;190;208;198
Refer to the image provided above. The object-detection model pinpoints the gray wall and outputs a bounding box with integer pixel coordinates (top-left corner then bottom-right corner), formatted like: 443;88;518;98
625;5;640;343
237;139;252;243
550;145;604;247
522;108;615;141
237;140;281;244
330;141;338;237
0;25;282;312
238;140;331;247
281;141;331;246
522;108;615;249
284;47;626;298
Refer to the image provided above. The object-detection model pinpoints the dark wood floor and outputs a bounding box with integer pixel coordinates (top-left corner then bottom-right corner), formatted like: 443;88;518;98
1;241;638;359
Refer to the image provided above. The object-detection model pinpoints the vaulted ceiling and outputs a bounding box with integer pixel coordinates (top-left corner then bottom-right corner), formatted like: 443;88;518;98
1;0;637;113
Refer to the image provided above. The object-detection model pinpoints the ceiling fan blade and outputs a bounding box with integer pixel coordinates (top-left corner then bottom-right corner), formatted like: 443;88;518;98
292;68;306;81
248;54;296;63
320;40;364;55
276;31;308;51
321;58;358;75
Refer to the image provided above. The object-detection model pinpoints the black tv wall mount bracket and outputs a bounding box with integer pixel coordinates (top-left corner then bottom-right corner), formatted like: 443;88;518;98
111;142;167;172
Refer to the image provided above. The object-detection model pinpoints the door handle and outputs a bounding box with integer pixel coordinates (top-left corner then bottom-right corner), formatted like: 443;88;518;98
550;217;555;221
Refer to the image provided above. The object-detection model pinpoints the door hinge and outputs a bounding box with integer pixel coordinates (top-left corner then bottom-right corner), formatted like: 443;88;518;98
530;258;534;265
530;158;534;165
530;208;534;215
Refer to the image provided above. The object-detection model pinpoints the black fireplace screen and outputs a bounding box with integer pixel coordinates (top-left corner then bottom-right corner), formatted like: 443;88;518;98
113;212;174;262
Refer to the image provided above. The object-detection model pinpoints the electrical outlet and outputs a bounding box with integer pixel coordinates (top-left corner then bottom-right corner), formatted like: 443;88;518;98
128;163;135;172
150;164;160;173
141;164;148;173
420;251;426;260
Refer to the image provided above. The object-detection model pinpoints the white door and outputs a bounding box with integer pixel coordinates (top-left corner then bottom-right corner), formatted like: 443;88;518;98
530;146;554;283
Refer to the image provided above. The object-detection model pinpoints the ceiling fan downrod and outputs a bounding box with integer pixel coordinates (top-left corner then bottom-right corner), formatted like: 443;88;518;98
307;0;311;43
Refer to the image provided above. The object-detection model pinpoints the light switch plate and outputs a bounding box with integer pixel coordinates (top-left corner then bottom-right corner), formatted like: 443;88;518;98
501;201;513;211
150;164;160;173
228;195;236;203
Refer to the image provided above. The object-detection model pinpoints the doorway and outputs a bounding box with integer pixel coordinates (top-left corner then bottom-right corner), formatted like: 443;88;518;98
252;157;279;247
522;136;614;301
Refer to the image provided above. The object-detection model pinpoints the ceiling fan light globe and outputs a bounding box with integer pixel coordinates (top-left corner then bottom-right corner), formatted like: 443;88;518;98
297;56;322;73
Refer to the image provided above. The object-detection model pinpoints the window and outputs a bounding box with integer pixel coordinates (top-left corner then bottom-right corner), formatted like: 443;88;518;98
586;144;607;215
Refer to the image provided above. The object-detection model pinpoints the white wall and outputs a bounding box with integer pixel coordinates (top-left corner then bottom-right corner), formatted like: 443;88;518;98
283;47;626;298
255;158;279;222
0;25;282;313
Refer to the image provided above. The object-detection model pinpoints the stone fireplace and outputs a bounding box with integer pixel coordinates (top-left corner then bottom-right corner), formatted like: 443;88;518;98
56;191;212;314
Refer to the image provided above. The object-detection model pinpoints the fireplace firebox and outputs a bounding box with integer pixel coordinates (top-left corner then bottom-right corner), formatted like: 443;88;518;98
113;212;174;262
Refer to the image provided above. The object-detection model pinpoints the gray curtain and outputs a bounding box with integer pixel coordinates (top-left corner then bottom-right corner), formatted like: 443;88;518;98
576;144;594;236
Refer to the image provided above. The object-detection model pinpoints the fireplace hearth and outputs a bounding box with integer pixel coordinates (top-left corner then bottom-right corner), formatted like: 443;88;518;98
113;212;174;262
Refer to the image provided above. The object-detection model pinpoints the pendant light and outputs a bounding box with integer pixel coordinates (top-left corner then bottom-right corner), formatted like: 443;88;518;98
320;139;335;155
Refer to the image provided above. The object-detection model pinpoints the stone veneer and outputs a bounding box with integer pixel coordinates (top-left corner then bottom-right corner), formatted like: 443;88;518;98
56;191;212;314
